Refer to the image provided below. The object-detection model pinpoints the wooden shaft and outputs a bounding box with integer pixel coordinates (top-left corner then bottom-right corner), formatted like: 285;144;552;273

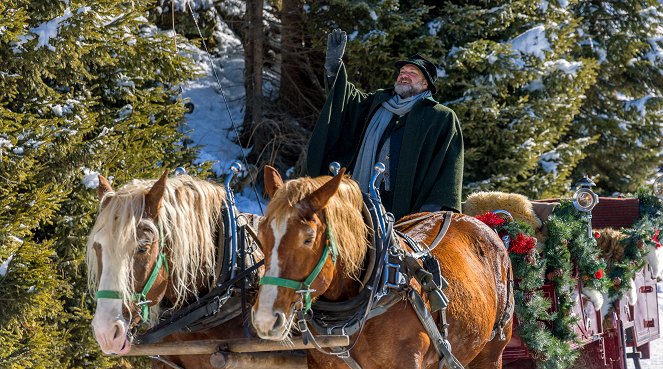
210;351;306;369
122;335;349;356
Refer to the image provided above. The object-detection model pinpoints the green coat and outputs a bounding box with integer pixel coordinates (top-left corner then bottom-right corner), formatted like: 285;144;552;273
305;63;464;220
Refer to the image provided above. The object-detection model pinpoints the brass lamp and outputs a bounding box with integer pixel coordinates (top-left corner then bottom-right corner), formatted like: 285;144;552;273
573;176;599;238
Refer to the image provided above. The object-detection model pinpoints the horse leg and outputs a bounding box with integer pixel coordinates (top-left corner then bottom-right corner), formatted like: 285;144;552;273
466;321;513;369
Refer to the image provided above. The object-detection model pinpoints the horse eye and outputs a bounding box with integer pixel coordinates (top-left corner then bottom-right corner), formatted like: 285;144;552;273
303;238;313;245
136;239;151;254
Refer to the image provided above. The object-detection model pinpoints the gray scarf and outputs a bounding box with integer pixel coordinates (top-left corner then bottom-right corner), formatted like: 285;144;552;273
352;90;431;192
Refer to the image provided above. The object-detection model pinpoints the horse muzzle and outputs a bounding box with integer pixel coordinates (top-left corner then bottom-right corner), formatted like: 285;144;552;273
91;300;132;355
91;317;132;354
251;307;289;340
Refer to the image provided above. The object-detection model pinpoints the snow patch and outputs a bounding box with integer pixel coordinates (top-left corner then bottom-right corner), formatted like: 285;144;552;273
428;19;441;36
624;95;654;117
539;150;560;175
116;105;133;121
525;79;544;91
510;25;551;60
545;59;583;75
82;168;101;189
0;254;14;277
16;8;75;52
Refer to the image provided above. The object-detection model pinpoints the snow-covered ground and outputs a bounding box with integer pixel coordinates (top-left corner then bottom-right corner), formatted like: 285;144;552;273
180;33;265;216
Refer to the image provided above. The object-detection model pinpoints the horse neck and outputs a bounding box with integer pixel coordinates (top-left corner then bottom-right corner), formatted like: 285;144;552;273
320;256;362;302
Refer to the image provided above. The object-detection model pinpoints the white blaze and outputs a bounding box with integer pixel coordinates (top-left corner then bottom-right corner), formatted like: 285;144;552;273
254;217;287;330
90;232;130;354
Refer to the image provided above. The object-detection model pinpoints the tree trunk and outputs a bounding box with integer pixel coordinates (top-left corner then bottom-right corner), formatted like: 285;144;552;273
279;0;324;128
242;0;264;146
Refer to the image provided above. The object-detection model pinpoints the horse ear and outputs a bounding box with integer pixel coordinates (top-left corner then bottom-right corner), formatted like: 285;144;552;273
264;165;283;198
97;175;113;201
299;168;346;218
145;170;168;219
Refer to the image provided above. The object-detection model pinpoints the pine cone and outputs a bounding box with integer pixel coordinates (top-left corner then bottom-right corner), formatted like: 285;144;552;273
547;269;563;280
612;277;622;287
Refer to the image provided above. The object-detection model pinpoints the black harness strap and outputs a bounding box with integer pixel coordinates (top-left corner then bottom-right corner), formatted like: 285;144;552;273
489;266;514;341
136;259;263;344
408;290;464;369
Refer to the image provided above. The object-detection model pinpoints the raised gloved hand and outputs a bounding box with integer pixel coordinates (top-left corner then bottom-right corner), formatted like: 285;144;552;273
324;29;347;77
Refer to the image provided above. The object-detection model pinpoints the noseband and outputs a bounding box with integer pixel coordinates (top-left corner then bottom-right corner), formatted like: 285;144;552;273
95;222;170;323
259;225;338;313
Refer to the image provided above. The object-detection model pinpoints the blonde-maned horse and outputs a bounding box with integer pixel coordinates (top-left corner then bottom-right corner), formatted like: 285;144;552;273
251;166;513;369
86;171;257;368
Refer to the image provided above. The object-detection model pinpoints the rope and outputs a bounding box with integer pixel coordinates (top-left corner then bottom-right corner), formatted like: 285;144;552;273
183;1;264;214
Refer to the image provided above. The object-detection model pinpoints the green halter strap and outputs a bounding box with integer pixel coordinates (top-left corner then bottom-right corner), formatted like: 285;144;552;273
95;223;170;323
259;225;338;313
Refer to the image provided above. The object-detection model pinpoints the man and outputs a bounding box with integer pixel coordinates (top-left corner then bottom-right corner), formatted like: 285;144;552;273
305;29;464;220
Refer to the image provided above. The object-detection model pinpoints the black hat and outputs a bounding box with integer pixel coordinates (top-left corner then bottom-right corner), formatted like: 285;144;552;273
395;54;438;94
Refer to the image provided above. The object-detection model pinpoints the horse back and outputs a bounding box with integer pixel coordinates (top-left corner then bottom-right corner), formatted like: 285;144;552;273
398;212;513;360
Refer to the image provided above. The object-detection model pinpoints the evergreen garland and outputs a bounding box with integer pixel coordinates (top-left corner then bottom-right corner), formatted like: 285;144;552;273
476;213;577;369
477;191;661;368
606;190;663;298
543;201;608;342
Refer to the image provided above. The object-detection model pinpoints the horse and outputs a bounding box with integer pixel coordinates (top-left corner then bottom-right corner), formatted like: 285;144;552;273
86;171;260;369
251;166;514;369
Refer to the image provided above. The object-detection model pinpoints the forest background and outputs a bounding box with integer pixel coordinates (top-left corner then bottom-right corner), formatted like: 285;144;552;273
1;0;662;368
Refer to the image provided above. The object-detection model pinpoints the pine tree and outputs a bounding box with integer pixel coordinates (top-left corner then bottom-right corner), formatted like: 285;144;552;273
570;0;663;194
283;1;603;198
433;0;598;198
305;0;439;92
1;0;201;367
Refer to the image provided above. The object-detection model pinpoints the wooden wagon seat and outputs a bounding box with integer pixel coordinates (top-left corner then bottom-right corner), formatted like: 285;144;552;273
534;197;641;229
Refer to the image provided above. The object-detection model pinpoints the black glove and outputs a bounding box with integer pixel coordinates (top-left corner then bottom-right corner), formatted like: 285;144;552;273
324;29;347;77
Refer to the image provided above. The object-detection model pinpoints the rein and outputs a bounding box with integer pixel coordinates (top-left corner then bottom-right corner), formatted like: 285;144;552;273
95;223;170;323
259;226;338;313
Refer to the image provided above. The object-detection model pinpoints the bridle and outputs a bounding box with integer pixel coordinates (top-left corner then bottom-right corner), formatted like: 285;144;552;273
259;225;338;313
95;222;170;324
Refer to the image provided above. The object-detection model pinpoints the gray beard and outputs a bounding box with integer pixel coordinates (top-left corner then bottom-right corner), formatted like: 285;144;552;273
394;81;426;98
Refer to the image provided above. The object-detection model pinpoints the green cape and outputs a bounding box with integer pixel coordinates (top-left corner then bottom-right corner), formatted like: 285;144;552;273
305;63;464;220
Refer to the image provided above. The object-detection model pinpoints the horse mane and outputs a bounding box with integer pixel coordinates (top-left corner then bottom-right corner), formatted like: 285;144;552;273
266;175;369;280
86;175;226;310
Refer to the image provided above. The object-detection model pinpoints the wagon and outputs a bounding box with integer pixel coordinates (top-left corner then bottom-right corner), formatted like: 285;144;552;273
504;195;661;369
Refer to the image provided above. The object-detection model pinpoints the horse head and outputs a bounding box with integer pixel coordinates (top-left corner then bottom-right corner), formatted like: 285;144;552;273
86;171;226;354
251;166;367;340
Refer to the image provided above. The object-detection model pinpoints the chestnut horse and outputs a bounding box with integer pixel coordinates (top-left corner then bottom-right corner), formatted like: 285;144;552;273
251;166;513;369
86;171;258;369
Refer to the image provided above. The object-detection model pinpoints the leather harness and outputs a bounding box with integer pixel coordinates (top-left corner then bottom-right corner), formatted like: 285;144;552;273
297;196;468;369
298;200;514;369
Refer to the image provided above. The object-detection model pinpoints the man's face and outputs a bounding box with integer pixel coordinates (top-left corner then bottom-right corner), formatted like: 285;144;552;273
394;64;428;98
